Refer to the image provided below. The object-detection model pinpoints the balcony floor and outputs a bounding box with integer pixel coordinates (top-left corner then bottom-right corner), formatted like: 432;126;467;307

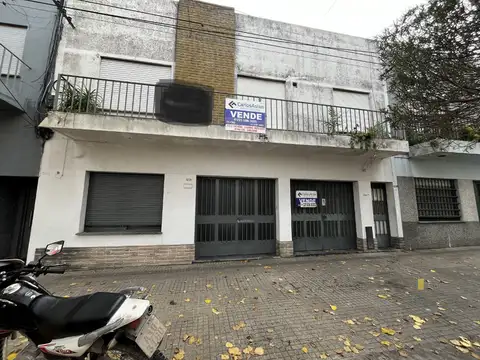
41;112;409;158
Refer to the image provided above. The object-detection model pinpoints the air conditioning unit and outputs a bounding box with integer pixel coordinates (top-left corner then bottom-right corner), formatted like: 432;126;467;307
154;80;213;126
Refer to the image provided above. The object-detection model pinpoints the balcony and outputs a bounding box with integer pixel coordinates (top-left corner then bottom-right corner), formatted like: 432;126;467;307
0;43;31;111
40;75;409;157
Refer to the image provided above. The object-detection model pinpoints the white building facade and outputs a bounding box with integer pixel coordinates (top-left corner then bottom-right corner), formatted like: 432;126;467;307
29;0;411;268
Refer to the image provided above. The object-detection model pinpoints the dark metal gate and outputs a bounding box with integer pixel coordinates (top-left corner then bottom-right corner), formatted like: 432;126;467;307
291;180;356;253
195;177;276;259
372;183;390;249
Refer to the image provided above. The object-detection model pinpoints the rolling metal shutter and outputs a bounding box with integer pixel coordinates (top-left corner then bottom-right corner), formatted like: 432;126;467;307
0;24;27;75
99;58;172;113
84;172;164;232
333;89;372;132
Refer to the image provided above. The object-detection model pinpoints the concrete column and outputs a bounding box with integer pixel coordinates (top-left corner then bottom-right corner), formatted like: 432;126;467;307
276;177;293;257
386;182;404;249
458;179;479;222
353;181;376;251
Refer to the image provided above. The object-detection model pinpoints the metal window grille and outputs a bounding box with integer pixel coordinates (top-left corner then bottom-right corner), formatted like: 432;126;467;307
414;178;460;221
84;172;164;233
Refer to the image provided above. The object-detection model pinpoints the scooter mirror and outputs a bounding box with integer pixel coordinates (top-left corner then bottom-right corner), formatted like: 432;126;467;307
45;240;65;256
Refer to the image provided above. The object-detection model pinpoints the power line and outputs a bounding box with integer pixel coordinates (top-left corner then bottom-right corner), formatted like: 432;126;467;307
22;0;381;66
76;0;378;56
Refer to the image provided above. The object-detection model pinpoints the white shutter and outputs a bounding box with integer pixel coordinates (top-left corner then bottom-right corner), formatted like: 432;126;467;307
237;76;286;129
0;25;27;76
333;89;372;132
99;58;172;114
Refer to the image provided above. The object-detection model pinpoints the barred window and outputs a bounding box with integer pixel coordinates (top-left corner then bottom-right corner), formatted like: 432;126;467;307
414;178;460;221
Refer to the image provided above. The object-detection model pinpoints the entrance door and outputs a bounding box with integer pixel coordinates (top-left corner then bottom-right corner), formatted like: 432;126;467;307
195;177;276;259
291;180;356;253
372;183;390;249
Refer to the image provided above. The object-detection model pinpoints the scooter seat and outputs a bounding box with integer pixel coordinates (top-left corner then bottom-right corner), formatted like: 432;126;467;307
30;292;126;340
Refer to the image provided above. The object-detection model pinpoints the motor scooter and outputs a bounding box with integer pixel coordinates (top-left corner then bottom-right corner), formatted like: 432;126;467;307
0;241;167;359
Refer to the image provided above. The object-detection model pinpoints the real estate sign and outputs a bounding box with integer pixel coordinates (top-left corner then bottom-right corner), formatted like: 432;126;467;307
295;190;318;208
224;98;266;134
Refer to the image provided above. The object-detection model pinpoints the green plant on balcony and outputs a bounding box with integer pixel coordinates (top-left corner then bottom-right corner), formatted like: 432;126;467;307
349;123;386;151
326;107;341;135
459;125;480;142
58;85;102;113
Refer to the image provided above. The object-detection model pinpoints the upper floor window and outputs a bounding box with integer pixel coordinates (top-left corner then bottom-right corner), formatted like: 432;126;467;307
0;24;27;76
414;178;461;221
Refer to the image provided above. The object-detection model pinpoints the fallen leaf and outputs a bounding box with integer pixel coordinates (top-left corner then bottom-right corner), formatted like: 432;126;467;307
267;328;274;333
185;298;191;302
243;346;254;354
173;349;185;360
364;317;373;321
188;336;196;345
254;347;265;355
473;342;480;347
226;342;234;348
355;344;364;351
229;347;241;356
196;338;202;345
413;337;422;342
471;353;480;359
368;277;374;280
69;283;77;286
320;353;328;359
461;296;468;300
409;315;425;324
232;321;246;331
330;305;337;311
413;324;422;330
183;334;190;342
264;266;272;269
369;331;380;337
314;309;319;312
430;269;436;273
475;321;480;325
335;349;344;355
449;321;457;325
7;353;17;360
301;346;308;353
212;308;220;315
395;343;404;350
344;319;355;325
456;346;470;354
399;350;409;357
381;340;391;347
220;355;229;360
381;327;396;336
438;307;446;311
344;340;351;347
378;294;390;299
165;321;171;327
352;347;360;354
178;314;184;318
450;340;462;346
344;346;352;353
206;284;213;288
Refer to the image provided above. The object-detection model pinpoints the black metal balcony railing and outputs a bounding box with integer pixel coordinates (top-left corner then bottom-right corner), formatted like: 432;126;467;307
54;74;405;139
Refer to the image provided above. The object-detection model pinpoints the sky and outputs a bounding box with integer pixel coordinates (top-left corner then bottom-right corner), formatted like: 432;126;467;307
202;0;428;39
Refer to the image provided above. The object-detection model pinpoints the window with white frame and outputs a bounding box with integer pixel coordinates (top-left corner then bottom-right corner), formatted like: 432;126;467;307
0;24;27;76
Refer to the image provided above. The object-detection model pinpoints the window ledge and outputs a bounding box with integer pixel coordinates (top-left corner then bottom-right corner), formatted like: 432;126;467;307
76;231;162;236
418;221;465;224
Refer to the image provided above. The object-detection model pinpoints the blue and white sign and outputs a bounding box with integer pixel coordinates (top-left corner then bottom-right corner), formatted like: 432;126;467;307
295;190;318;208
224;98;266;134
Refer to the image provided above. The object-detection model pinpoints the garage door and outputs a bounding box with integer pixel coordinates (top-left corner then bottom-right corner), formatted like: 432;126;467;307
291;180;356;253
195;177;276;259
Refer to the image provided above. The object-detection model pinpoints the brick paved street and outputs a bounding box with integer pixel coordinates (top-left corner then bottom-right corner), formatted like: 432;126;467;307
38;248;480;359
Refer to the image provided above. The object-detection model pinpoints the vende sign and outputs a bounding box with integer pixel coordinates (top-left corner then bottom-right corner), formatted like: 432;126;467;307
224;98;266;134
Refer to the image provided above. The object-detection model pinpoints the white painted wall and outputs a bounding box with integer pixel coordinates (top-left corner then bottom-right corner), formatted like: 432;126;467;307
55;0;176;79
28;135;399;261
394;155;480;180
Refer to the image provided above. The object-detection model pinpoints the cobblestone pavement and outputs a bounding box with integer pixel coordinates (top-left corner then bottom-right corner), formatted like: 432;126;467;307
38;248;480;360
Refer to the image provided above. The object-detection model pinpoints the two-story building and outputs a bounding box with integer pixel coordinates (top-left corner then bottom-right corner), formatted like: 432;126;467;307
0;0;62;259
28;0;410;267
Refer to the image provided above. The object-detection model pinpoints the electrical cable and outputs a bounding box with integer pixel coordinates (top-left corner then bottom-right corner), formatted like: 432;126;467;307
21;0;381;66
0;77;37;127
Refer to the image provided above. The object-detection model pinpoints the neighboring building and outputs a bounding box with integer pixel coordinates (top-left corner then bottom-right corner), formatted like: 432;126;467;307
28;0;409;267
0;0;62;259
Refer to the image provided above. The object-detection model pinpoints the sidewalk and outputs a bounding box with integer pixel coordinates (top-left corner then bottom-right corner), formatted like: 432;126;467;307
38;247;480;359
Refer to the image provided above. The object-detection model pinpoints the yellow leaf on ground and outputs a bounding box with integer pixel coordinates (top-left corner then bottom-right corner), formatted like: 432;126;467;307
471;353;480;359
185;298;191;302
206;284;213;288
450;340;462;346
243;346;254;354
228;347;241;356
473;342;480;347
344;319;355;325
320;353;328;359
456;346;470;354
381;341;391;347
430;269;436;273
344;346;352;353
378;294;390;299
196;338;202;345
475;321;480;325
352;347;360;354
301;346;308;353
413;337;422;342
381;327;396;336
69;283;77;286
226;342;234;348
364;317;373;321
254;347;265;355
409;315;425;324
7;353;17;360
355;344;365;350
395;343;404;350
212;308;220;315
330;305;337;311
413;324;422;330
220;355;229;360
178;314;184;318
438;307;446;311
344;340;351;347
165;321;171;327
264;266;272;269
173;349;185;360
188;336;196;345
204;299;212;304
369;331;380;337
461;340;473;348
